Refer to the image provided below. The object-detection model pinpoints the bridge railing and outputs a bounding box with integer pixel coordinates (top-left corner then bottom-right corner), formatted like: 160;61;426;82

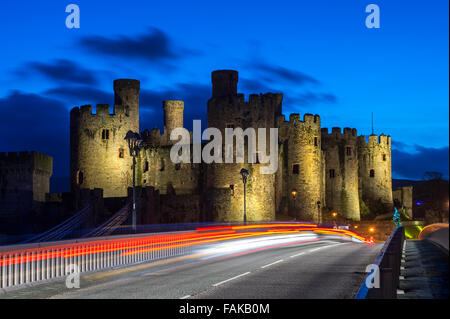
0;230;193;291
355;226;405;299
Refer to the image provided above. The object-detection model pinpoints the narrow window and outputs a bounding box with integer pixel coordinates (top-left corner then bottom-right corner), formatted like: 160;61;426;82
144;160;149;172
230;184;235;196
370;169;375;178
76;170;84;185
119;148;125;158
346;147;352;156
314;137;318;147
102;129;109;140
329;169;335;178
292;164;299;175
382;154;386;161
159;159;165;171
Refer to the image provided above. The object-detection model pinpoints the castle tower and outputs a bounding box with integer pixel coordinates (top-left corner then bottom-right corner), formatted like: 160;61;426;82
70;79;140;198
321;127;360;221
205;70;282;222
113;79;140;132
212;70;238;98
357;134;393;214
286;113;322;222
163;100;184;144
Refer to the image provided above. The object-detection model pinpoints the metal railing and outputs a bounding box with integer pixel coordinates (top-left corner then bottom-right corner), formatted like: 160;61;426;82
82;203;131;238
0;230;193;291
355;226;405;299
21;206;92;244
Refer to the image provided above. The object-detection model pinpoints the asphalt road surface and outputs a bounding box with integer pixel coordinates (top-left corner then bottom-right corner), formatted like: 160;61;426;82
0;235;382;299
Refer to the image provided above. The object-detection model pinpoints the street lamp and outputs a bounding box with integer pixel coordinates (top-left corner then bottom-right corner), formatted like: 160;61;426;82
316;200;321;225
124;130;143;233
291;189;297;220
240;168;249;225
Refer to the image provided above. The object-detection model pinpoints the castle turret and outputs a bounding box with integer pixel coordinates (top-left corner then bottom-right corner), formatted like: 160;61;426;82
70;79;140;197
357;134;393;214
114;79;140;132
321;127;360;221
163;100;184;144
286;114;322;222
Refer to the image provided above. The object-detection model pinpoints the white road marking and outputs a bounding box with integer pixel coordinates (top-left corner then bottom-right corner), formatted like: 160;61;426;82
289;243;343;258
180;295;191;299
397;289;405;295
212;272;251;287
261;259;284;269
399;276;405;280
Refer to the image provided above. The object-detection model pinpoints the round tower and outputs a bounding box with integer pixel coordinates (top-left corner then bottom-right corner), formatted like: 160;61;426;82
70;79;140;198
163;100;184;144
321;127;360;221
287;113;322;222
357;134;393;214
205;70;278;222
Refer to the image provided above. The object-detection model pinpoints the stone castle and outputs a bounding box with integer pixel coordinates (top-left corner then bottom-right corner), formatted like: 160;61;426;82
69;70;393;223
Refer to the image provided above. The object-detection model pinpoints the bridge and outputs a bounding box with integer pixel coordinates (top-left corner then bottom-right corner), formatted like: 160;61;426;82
0;204;447;299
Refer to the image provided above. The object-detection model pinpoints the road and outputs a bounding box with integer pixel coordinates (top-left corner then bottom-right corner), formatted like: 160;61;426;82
0;234;382;299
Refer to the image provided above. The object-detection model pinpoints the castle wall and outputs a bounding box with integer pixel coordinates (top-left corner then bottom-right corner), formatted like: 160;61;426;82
393;186;413;218
321;127;360;221
138;145;201;195
70;80;140;198
0;151;52;216
358;134;393;214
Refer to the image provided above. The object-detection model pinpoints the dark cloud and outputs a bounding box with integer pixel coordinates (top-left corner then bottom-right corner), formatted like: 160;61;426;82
45;86;113;107
392;145;449;180
0;91;69;181
80;28;196;62
250;63;320;86
16;59;98;85
288;92;337;106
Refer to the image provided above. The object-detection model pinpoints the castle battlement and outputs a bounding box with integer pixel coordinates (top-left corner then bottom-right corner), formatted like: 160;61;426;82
0;151;53;174
285;113;321;128
357;134;391;146
70;103;133;118
321;127;357;140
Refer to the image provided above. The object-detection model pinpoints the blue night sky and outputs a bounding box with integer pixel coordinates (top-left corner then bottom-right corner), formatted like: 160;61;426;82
0;0;448;189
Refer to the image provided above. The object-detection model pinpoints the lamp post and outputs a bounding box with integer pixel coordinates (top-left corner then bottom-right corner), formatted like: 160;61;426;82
124;130;143;233
332;211;338;228
316;200;321;225
240;168;249;225
291;189;297;220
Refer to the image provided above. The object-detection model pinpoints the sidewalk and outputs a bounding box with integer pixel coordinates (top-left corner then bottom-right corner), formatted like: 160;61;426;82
398;240;448;299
